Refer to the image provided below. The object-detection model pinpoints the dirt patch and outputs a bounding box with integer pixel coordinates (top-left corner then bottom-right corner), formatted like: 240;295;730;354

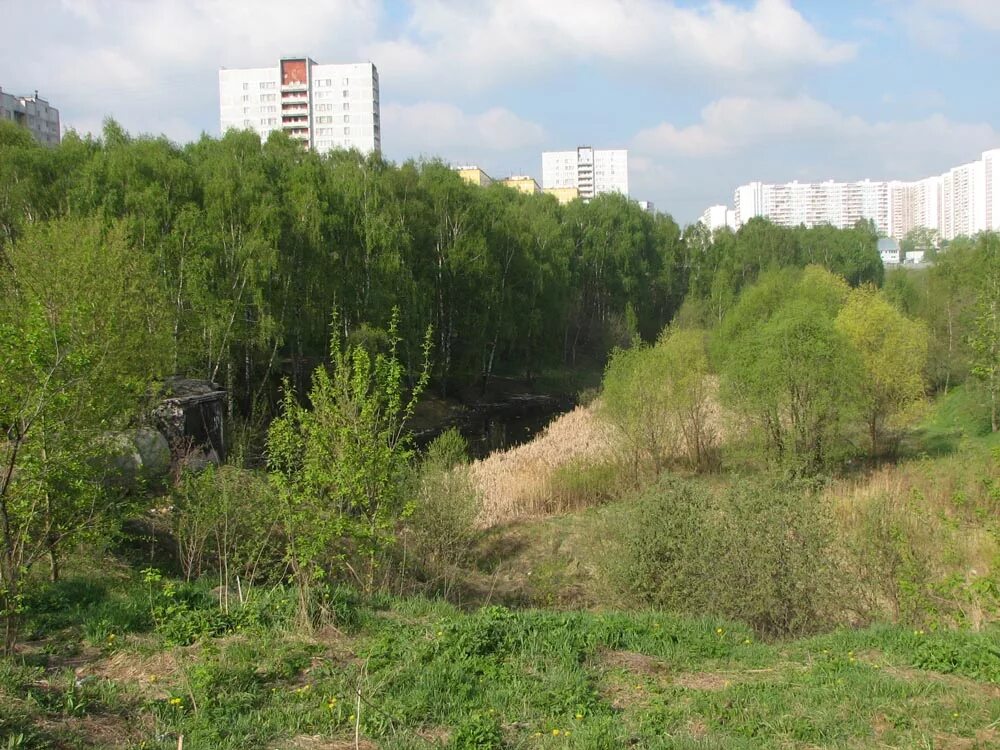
673;672;735;691
40;712;151;748
88;646;185;699
931;728;1000;750
600;649;669;678
282;735;378;750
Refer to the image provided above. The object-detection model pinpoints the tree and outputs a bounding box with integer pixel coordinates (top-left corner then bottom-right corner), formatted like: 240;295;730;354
0;218;169;653
969;234;1000;432
600;327;716;475
717;267;862;473
836;285;929;455
267;310;431;623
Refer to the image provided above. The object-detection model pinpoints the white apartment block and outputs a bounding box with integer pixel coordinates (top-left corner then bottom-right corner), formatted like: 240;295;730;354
542;147;628;199
219;57;380;155
734;179;891;235
0;87;59;145
721;148;1000;241
700;204;737;232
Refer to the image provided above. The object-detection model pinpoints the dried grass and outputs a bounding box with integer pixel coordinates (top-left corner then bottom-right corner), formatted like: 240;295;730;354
469;402;619;528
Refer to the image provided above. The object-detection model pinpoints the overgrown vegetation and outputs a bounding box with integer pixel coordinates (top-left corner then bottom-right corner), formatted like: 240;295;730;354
2;119;1000;748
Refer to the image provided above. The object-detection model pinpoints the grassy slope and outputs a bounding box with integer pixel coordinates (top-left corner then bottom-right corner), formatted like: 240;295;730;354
5;579;1000;750
5;387;999;749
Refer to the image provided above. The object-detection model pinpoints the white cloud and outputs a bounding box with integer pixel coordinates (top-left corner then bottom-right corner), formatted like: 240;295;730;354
920;0;1000;30
366;0;855;93
381;102;545;162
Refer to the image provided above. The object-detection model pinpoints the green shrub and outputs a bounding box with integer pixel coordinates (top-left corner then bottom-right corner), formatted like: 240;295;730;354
608;477;840;636
406;429;480;595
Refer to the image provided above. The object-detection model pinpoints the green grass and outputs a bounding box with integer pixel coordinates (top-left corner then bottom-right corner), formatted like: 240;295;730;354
915;383;1000;455
7;574;1000;749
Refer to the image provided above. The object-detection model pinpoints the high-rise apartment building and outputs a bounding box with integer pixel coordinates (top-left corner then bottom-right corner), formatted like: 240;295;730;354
219;57;380;154
542;147;628;199
733;179;891;234
0;87;59;145
719;148;1000;241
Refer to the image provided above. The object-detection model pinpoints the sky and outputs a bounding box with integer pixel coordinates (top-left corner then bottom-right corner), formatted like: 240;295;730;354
2;0;999;224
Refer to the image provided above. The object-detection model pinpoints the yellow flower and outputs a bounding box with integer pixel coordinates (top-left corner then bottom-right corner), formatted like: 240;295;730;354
575;713;584;720
715;627;724;635
552;729;561;736
107;633;116;641
169;697;182;706
743;638;751;645
564;731;571;737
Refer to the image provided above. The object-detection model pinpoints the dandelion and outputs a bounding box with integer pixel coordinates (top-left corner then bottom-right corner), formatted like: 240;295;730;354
715;627;724;635
436;631;443;637
148;675;158;683
575;713;584;720
348;714;356;723
552;729;561;736
564;731;571;737
169;697;183;707
327;697;338;709
743;638;751;645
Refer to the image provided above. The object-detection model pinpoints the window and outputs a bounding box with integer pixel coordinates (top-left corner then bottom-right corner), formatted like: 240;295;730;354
242;95;251;102
317;116;332;124
343;102;350;111
242;82;249;90
342;90;349;98
343;114;350;123
342;77;349;85
344;127;351;135
260;93;276;102
243;107;250;114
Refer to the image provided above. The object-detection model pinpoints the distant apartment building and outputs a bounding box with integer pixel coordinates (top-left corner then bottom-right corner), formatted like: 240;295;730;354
542;146;628;199
502;175;541;195
0;87;59;145
716;148;1000;241
455;165;494;187
543;186;580;205
219;56;380;155
733;179;891;235
637;200;655;214
700;204;736;232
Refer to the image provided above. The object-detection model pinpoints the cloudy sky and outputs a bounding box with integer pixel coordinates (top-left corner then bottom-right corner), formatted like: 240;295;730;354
2;0;999;223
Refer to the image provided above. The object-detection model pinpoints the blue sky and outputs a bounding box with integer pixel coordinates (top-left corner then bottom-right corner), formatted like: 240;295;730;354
2;0;999;223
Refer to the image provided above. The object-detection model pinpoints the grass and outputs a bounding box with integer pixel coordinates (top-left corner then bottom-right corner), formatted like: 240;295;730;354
913;384;1000;455
6;576;1000;749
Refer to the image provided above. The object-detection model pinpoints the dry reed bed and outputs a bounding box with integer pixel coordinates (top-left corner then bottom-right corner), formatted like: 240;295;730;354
468;403;618;528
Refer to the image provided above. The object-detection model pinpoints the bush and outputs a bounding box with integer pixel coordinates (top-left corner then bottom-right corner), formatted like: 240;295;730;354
406;429;480;595
608;477;840;636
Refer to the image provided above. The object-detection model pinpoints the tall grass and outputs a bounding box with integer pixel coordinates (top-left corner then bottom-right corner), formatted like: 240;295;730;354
468;404;624;527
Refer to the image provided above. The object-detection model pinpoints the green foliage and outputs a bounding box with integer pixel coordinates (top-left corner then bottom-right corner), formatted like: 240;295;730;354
0;217;170;652
968;233;1000;432
608;477;840;636
835;284;929;456
267;309;432;618
716;267;862;474
600;326;716;476
170;464;280;598
406;429;480;596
